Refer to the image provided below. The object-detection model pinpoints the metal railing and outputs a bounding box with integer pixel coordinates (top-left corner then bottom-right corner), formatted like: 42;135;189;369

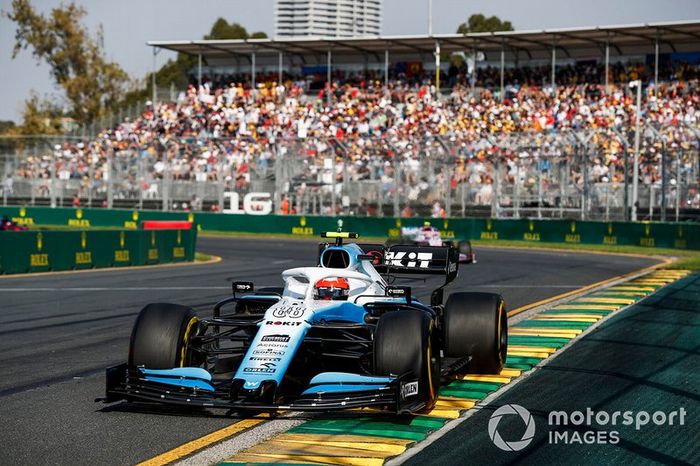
2;125;699;221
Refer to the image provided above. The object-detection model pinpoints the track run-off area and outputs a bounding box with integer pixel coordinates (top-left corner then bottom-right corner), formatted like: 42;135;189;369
0;236;695;466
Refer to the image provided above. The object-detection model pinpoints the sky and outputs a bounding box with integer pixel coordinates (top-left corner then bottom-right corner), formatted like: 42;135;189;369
1;0;700;122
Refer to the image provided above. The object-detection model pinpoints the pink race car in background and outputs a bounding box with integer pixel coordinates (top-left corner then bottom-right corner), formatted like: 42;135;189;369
387;224;476;264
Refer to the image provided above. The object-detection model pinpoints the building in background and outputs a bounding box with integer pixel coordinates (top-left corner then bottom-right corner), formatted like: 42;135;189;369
275;0;381;37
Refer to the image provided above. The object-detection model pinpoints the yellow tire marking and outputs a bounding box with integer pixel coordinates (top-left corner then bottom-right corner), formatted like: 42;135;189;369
137;419;263;466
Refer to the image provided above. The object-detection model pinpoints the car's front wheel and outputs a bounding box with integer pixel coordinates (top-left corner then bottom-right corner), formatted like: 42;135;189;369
129;303;199;369
374;310;440;412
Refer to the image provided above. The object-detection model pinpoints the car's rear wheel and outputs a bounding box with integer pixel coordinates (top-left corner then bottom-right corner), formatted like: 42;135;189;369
374;310;440;411
443;292;507;374
129;303;199;369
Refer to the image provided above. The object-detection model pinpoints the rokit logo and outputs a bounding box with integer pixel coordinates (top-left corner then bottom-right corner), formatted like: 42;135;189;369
262;334;291;343
400;381;419;399
266;321;303;326
385;251;433;268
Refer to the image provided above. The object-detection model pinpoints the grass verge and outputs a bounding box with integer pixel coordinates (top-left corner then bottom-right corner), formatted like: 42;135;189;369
195;252;213;262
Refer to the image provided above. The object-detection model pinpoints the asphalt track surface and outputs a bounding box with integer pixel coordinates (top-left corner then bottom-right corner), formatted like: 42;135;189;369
0;236;660;466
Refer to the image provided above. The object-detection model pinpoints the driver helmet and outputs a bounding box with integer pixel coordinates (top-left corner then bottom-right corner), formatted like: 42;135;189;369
422;221;432;231
314;277;350;301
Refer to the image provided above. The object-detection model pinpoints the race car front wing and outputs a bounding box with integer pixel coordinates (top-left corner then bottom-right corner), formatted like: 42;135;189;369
101;364;427;414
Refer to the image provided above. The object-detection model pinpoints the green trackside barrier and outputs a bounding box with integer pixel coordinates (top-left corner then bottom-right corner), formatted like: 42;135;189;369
0;228;197;275
1;206;698;250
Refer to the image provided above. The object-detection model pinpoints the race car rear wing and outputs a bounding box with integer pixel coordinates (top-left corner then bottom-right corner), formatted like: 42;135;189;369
358;243;459;306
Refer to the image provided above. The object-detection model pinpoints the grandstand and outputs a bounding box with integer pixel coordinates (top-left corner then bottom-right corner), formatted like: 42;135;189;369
1;21;699;221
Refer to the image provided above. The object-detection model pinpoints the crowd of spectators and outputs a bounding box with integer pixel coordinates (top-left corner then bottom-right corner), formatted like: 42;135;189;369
10;60;700;213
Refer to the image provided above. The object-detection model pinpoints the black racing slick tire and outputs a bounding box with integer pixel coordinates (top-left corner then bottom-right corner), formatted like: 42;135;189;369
443;292;507;374
129;303;199;369
374;310;440;411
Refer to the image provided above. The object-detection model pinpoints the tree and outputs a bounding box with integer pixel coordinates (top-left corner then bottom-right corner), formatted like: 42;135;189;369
16;92;64;135
0;121;16;135
205;18;267;40
145;18;268;95
5;0;128;126
457;14;514;34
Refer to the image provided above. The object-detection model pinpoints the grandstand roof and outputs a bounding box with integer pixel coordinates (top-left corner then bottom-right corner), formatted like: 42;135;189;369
148;20;700;63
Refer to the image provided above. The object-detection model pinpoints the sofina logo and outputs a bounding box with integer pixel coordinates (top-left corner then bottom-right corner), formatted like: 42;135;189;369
488;404;536;452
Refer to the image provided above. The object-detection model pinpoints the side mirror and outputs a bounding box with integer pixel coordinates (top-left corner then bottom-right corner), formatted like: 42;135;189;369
232;281;254;296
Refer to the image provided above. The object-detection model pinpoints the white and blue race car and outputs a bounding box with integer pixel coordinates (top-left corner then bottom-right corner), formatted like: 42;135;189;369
103;231;507;414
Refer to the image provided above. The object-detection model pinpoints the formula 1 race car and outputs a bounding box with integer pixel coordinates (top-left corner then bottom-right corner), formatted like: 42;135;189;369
0;215;28;231
387;223;475;264
103;231;506;414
